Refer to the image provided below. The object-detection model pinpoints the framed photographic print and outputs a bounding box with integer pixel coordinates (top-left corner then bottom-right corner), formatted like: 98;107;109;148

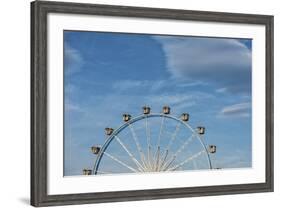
31;0;274;207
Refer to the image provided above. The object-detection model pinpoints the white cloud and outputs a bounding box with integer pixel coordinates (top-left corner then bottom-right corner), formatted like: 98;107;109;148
112;79;169;92
112;80;149;91
216;87;227;93
153;36;251;94
112;79;210;93
178;81;209;88
219;102;251;118
149;94;192;105
149;80;167;92
65;101;83;112
64;43;83;75
215;148;251;169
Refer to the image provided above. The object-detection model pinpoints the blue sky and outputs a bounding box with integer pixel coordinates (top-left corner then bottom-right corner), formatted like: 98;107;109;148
64;31;252;176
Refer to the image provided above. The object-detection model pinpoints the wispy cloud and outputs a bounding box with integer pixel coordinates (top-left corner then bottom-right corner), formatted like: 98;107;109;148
65;102;83;112
216;87;227;93
147;94;195;109
218;102;251;118
112;79;210;93
64;43;84;75
112;79;171;92
215;149;251;169
112;80;150;91
178;81;209;88
153;36;251;94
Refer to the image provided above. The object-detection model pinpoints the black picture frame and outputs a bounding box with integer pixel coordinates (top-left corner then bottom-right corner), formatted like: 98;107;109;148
31;0;274;207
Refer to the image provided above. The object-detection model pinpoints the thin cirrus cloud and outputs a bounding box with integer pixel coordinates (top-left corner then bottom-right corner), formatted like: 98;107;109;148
112;80;151;91
64;43;84;75
112;79;207;93
219;102;251;118
65;100;83;113
153;36;252;94
112;79;170;93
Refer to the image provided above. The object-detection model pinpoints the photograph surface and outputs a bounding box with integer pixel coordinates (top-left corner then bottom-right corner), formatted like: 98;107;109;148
63;31;252;176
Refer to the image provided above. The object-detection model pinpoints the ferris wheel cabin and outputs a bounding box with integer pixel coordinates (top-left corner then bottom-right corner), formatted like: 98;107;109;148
105;127;114;136
82;169;92;175
197;126;205;134
208;145;216;153
123;114;132;122
91;146;101;154
162;106;170;114
181;113;189;121
142;106;151;114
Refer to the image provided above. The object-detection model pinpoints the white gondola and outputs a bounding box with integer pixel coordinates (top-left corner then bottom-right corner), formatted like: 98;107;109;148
82;169;92;175
142;106;151;114
181;113;189;121
105;127;114;136
163;106;170;114
208;145;216;153
91;146;101;154
123;114;131;122
197;126;205;134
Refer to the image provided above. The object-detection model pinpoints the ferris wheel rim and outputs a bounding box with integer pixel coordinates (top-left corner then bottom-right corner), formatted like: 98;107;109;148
92;113;212;174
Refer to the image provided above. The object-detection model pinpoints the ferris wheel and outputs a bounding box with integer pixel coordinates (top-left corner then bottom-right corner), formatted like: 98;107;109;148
83;106;216;175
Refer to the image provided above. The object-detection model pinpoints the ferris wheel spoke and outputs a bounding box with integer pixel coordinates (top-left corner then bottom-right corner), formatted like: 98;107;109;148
154;116;165;163
192;158;198;170
167;150;205;171
156;117;165;148
145;117;153;170
114;135;145;171
128;124;147;168
103;152;138;172
174;134;196;158
161;134;195;171
161;155;176;171
158;149;169;171
147;146;153;171
153;146;160;171
165;122;181;151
